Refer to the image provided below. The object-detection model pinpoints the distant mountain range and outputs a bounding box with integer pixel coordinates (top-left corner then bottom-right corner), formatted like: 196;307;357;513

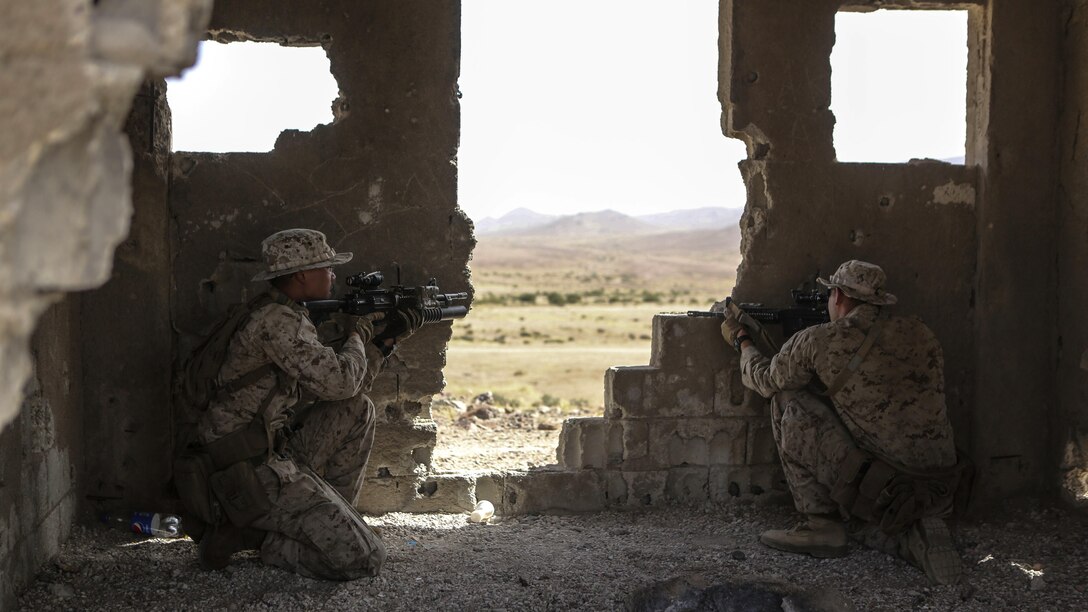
473;206;743;236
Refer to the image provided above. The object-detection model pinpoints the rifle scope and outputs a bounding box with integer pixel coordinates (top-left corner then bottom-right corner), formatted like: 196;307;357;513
346;271;384;289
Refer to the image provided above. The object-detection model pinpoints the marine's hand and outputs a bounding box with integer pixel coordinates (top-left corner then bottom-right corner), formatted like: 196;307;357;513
330;311;385;344
721;310;744;344
394;307;424;340
354;312;386;344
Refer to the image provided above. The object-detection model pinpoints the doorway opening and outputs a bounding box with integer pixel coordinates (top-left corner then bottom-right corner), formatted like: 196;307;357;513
436;1;747;473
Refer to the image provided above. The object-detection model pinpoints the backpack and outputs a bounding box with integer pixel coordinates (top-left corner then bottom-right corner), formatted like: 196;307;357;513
178;292;278;415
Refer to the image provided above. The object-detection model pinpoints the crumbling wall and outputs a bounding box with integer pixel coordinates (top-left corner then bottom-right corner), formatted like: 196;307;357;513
0;1;210;607
1057;0;1088;510
721;0;1061;505
165;0;470;513
82;80;177;510
0;303;82;607
551;0;1064;512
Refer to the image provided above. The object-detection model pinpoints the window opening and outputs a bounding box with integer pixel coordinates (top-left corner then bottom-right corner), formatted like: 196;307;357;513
831;9;968;163
166;41;339;153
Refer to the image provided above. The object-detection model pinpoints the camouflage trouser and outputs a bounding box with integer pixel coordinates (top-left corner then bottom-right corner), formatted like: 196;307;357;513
770;389;853;516
250;391;386;580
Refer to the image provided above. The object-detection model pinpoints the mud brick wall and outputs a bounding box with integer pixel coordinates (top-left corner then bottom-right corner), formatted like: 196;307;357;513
1057;0;1088;510
0;1;210;608
165;0;469;513
556;315;787;508
722;0;1060;504
547;0;1066;511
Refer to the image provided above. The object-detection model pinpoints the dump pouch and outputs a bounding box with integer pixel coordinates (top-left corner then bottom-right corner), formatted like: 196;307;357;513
173;449;219;526
204;419;269;469
209;460;272;527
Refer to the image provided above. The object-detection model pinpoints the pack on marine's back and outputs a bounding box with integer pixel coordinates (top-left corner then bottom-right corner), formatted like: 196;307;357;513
178;292;279;415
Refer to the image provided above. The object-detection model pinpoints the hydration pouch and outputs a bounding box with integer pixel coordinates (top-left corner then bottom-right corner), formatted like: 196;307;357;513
210;461;272;527
173;449;220;526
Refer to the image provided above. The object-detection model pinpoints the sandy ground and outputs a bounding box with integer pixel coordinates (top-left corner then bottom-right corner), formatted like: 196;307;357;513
17;410;1088;611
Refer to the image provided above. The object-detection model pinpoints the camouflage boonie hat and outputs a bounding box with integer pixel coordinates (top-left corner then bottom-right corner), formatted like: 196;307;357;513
818;260;897;306
252;228;353;281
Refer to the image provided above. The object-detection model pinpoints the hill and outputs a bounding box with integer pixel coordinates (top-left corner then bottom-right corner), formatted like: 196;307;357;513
473;206;743;236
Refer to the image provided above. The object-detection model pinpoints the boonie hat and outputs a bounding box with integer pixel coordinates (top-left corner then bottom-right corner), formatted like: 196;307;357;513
817;260;897;306
252;228;352;281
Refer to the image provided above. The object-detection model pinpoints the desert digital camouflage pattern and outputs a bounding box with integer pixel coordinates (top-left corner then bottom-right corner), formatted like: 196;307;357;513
740;303;957;513
197;285;387;579
252;228;353;281
817;259;898;306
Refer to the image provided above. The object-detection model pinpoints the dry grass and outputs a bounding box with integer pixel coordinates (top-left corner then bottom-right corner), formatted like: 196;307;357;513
443;226;742;412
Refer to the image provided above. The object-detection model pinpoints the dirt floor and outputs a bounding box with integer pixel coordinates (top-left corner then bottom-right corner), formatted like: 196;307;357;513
17;411;1088;611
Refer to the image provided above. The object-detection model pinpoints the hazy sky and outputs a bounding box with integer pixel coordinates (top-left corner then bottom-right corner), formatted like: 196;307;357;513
167;4;967;222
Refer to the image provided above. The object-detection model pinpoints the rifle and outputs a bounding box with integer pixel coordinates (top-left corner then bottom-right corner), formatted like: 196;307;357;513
303;270;469;326
688;288;829;340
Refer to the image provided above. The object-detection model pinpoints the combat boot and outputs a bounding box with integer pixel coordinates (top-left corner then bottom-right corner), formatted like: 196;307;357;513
198;524;268;570
760;514;848;558
901;517;962;585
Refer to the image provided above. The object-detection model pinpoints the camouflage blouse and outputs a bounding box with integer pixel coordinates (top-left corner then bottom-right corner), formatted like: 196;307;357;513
740;303;957;470
197;287;380;445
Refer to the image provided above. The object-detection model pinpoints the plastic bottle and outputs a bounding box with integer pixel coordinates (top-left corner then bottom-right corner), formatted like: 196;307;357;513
469;500;494;523
100;512;182;538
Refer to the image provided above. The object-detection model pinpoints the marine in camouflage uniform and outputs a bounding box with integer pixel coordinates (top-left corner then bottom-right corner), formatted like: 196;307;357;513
189;229;419;579
722;260;962;585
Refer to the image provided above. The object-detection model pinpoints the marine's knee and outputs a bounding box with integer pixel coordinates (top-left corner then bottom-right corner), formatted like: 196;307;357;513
325;530;386;580
777;390;830;422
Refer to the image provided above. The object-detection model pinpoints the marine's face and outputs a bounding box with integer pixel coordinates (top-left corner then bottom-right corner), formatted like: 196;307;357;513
301;266;336;300
827;287;842;322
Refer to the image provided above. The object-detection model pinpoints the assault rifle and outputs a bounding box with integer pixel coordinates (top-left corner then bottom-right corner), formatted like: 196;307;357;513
303;270;469;326
688;288;829;340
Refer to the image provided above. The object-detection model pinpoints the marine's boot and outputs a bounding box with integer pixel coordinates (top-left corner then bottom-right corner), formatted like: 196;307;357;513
900;517;962;585
759;514;848;558
198;524;268;571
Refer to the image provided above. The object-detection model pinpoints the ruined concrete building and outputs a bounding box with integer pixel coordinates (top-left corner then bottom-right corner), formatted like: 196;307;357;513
2;0;1087;607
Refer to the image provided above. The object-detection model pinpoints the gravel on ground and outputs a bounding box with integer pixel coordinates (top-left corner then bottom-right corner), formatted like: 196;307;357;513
18;406;1088;611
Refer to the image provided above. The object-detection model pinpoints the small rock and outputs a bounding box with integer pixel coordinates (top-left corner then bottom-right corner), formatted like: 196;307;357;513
452;400;467;411
472;406;497;420
1030;576;1046;591
53;557;80;574
47;583;75;599
731;550;746;561
473;391;494;404
537;422;558;431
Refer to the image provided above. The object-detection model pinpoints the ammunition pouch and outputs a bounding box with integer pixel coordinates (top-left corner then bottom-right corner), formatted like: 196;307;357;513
173;419;276;530
209;460;272;527
831;447;963;535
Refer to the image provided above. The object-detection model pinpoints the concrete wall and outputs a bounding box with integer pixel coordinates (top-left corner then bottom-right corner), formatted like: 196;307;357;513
165;0;470;513
1057;0;1088;509
725;0;984;483
0;1;209;607
82;80;177;511
724;0;1063;505
552;0;1067;511
0;302;82;607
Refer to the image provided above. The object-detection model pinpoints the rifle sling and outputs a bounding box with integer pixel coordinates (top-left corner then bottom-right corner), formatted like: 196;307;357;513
214;363;278;400
824;313;884;398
